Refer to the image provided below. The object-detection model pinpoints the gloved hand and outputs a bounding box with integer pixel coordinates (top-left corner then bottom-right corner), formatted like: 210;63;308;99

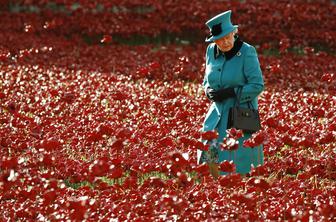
206;87;236;102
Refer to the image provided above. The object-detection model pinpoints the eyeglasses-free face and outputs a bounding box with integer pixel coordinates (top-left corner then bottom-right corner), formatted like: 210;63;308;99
214;31;235;52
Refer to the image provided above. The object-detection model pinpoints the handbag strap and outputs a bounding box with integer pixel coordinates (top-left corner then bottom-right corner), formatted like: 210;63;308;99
234;86;256;110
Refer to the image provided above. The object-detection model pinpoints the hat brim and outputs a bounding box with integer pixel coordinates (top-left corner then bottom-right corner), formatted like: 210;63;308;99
205;25;238;42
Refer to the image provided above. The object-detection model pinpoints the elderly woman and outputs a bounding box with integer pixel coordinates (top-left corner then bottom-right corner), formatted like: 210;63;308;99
197;10;264;177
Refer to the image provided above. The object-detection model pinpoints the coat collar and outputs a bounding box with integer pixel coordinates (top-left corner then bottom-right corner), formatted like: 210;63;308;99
214;35;243;60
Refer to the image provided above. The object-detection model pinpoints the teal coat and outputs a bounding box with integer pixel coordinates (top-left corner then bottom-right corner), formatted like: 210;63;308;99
197;38;265;174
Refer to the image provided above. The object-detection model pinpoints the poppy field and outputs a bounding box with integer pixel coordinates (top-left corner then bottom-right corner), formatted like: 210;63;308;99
0;0;335;221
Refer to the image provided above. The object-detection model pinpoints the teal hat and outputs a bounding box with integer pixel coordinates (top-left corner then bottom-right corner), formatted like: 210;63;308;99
205;10;238;42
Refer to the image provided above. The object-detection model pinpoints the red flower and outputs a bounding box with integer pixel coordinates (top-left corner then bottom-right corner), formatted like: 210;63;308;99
226;128;244;140
200;130;218;141
218;160;236;173
220;137;239;151
246;177;270;192
321;73;335;83
243;131;266;148
100;35;112;44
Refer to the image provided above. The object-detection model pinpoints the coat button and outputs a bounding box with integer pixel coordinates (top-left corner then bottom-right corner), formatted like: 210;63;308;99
218;69;221;71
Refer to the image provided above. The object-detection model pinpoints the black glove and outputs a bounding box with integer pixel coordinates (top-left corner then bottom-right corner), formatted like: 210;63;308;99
206;87;236;102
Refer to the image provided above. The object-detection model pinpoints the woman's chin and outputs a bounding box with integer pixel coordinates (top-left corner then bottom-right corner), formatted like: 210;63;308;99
219;46;233;52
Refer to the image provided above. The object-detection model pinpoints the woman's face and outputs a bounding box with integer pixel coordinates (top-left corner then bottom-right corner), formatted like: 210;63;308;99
214;31;235;52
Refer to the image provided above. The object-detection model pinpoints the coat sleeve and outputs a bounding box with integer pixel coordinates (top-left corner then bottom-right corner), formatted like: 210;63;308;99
234;45;264;103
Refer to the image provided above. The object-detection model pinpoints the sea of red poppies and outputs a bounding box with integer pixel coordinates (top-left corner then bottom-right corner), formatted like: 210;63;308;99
0;0;335;221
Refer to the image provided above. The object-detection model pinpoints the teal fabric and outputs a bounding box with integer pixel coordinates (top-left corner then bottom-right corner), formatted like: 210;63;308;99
198;40;264;175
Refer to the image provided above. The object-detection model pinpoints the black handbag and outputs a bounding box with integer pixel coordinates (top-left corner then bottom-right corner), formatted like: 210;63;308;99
227;87;261;133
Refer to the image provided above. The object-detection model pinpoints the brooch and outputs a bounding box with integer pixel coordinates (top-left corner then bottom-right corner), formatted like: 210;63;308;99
236;51;241;56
